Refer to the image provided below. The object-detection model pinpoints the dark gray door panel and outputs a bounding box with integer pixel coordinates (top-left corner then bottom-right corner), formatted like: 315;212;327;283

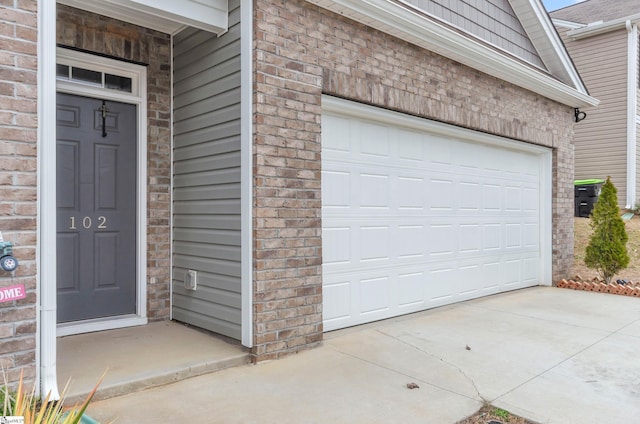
56;93;137;323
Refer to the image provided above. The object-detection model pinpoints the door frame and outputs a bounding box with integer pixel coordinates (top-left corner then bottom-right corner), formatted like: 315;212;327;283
54;47;148;336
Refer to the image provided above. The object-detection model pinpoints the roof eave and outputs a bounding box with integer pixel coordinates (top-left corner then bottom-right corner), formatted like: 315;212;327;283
509;0;589;93
567;13;640;39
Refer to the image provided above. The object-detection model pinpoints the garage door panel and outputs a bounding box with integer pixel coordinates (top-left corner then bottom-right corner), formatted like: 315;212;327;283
359;276;391;314
360;173;390;208
396;225;426;258
428;267;455;301
323;279;350;324
397;176;426;209
322;115;351;153
323;170;351;208
523;188;539;211
398;130;424;160
459;224;481;253
483;224;502;250
397;272;425;307
505;259;523;286
481;261;501;289
429;179;455;211
459;181;482;211
483;184;503;211
359;123;390;157
524;224;539;248
360;226;390;262
457;264;482;296
505;223;523;248
322;102;548;331
505;186;524;211
429;224;455;256
523;257;540;282
322;226;351;265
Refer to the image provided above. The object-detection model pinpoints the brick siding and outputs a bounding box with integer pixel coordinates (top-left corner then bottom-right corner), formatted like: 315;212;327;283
253;0;576;359
0;0;38;386
57;6;172;321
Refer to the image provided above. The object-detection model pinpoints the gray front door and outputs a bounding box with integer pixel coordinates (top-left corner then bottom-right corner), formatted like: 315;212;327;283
56;93;137;323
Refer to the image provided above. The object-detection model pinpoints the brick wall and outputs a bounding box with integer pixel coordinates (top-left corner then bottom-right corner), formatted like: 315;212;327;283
0;0;38;385
253;0;576;359
57;6;172;320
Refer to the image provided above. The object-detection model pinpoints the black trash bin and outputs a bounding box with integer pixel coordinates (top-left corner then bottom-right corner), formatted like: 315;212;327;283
574;179;604;217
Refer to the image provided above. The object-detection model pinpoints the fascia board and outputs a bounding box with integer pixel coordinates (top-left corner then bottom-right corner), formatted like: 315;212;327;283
552;18;585;30
567;13;640;39
509;0;588;94
308;0;598;107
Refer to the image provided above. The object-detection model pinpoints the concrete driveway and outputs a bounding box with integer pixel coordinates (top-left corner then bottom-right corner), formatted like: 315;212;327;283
86;287;640;424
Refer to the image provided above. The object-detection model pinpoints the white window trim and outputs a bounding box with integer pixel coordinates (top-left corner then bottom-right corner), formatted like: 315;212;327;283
54;47;148;338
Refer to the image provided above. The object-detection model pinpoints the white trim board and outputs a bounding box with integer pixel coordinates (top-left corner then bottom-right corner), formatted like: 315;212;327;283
240;0;254;347
38;0;59;401
54;47;149;337
626;23;638;209
57;0;228;35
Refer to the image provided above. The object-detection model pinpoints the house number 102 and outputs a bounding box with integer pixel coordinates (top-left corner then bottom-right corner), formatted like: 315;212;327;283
69;216;107;230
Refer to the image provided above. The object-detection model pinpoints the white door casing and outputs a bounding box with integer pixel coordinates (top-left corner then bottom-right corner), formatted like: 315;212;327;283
321;96;552;331
55;48;148;336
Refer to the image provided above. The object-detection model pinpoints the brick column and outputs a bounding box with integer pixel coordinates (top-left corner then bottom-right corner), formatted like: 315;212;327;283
252;0;324;360
0;0;38;385
552;138;576;282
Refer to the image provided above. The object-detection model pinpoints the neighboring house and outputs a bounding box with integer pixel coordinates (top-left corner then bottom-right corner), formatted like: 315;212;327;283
0;0;595;397
551;0;640;208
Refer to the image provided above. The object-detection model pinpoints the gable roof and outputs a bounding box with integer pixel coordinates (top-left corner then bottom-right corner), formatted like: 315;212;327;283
550;0;640;24
401;0;546;69
308;0;597;107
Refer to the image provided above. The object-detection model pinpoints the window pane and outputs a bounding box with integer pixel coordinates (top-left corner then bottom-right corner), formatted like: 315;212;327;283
72;67;101;85
56;64;70;78
105;74;132;93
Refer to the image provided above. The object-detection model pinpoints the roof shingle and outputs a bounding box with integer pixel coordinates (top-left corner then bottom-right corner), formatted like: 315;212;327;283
550;0;640;24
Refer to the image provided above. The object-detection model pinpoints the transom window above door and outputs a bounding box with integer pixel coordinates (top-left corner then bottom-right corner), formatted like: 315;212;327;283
56;47;146;101
56;64;133;93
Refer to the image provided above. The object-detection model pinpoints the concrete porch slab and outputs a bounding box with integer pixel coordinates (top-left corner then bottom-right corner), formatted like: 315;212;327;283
57;321;250;404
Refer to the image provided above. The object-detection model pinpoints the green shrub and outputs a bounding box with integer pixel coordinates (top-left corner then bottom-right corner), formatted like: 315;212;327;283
584;177;629;283
2;369;106;424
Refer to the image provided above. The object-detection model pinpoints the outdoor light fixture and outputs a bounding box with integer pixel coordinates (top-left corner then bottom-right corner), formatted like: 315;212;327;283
574;108;587;122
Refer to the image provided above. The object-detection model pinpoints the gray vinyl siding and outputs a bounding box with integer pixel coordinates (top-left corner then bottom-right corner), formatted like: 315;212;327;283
402;0;544;68
172;0;242;340
558;27;628;206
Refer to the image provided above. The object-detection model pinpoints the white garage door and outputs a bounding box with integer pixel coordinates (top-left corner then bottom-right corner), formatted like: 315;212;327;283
322;97;552;331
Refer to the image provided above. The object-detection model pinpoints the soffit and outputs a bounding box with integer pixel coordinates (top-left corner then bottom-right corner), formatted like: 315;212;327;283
57;0;228;35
